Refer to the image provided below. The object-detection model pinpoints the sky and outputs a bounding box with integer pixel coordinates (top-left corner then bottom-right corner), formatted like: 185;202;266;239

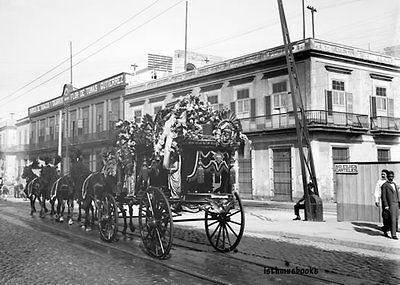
0;0;399;121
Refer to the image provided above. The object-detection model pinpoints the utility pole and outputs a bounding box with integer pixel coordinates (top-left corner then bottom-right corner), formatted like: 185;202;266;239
307;5;317;38
65;41;73;173
277;0;322;221
184;1;188;71
302;0;305;39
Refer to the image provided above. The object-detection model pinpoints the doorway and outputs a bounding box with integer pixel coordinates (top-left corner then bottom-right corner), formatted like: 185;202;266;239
273;148;292;201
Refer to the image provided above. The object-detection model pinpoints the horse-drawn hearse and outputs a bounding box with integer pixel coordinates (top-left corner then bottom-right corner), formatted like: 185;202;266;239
22;94;249;259
91;94;250;258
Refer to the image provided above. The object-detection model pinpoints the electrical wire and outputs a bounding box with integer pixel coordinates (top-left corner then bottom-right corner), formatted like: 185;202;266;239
1;0;184;107
0;0;162;104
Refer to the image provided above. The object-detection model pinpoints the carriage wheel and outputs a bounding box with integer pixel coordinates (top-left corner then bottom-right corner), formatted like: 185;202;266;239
205;191;245;252
139;187;173;259
98;193;118;242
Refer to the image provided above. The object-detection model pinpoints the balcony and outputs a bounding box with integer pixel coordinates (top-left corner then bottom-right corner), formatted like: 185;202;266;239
239;110;369;133
370;116;400;135
69;129;119;145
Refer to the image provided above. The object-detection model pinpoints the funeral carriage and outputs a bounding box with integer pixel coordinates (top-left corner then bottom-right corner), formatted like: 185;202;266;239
96;94;249;259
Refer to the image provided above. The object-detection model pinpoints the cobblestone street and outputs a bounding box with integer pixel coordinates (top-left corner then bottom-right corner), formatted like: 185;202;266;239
1;199;399;284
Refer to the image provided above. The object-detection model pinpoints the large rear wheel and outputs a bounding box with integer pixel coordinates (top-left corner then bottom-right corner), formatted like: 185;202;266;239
98;193;118;242
205;191;245;252
139;187;173;259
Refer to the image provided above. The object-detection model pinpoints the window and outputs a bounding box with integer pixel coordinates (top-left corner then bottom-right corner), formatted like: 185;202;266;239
82;107;89;134
109;99;120;130
38;119;45;142
272;81;291;110
154;105;163;115
331;80;345;106
70;110;77;138
272;81;287;93
377;149;390;162
134;110;142;124
332;147;349;163
332;80;345;91
206;94;223;111
375;87;387;111
95;103;104;132
236;88;250;116
49;117;55;141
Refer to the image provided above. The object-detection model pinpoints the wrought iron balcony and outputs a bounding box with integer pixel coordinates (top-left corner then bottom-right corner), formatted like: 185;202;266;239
370;116;400;133
239;110;369;133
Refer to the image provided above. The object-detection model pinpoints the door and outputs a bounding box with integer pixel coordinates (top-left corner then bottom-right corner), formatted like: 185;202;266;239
238;155;252;199
273;148;292;201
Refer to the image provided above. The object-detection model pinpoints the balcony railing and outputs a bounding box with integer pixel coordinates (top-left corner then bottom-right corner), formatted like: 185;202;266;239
239;110;369;133
370;116;400;132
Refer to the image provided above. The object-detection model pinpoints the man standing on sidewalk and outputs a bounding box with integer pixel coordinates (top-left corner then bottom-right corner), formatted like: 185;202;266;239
374;169;390;236
381;171;399;240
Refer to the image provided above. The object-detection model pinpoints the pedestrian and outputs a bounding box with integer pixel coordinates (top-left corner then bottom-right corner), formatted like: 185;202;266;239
381;171;399;240
293;182;315;221
374;169;391;235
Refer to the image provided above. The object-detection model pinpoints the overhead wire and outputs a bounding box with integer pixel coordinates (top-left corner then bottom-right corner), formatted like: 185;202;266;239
1;0;390;109
1;0;184;107
0;0;162;104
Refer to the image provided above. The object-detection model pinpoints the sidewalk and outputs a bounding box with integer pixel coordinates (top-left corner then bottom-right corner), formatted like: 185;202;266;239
242;199;400;258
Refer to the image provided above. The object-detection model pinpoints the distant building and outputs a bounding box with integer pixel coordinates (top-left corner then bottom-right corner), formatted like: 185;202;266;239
0;114;17;182
174;50;226;73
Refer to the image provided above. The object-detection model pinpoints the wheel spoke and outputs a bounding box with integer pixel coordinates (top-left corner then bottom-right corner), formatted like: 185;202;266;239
226;209;241;218
225;221;239;239
155;227;165;254
215;223;223;248
210;222;221;240
206;218;219;227
229;220;242;226
223;224;232;248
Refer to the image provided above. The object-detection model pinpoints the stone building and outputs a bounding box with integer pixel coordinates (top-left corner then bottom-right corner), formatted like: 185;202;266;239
123;38;400;202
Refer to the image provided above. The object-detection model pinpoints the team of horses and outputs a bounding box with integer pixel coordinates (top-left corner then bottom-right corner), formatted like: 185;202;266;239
21;156;135;234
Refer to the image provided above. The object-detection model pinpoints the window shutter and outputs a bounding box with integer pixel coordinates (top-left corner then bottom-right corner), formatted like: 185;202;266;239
346;92;353;113
388;98;394;117
370;96;377;118
230;102;236;114
250;98;256;121
265;96;271;116
325;90;333;115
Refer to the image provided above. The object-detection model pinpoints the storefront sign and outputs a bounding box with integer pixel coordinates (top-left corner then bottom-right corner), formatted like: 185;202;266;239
335;163;358;174
64;73;125;103
29;74;125;116
29;97;64;116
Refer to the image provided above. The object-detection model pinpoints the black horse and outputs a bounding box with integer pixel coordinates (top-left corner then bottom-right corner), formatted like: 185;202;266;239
50;175;75;224
21;160;59;217
21;163;42;215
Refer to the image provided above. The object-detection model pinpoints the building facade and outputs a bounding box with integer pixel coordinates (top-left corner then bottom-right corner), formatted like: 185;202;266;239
25;73;130;173
123;38;400;202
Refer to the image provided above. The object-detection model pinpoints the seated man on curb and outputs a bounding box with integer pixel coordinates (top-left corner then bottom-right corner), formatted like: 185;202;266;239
293;182;315;221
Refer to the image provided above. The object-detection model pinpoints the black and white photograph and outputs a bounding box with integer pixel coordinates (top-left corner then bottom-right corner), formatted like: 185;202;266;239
0;0;399;284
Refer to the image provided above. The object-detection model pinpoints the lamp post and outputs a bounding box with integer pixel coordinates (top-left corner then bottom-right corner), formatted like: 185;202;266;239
307;5;317;38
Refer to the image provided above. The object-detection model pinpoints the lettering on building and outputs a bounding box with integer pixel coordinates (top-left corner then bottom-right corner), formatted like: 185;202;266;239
335;164;358;174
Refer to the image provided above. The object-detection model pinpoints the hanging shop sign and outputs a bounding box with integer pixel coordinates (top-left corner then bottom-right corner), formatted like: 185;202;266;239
335;163;358;174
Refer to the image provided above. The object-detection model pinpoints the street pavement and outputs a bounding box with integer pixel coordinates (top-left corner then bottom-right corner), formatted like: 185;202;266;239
2;196;400;284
